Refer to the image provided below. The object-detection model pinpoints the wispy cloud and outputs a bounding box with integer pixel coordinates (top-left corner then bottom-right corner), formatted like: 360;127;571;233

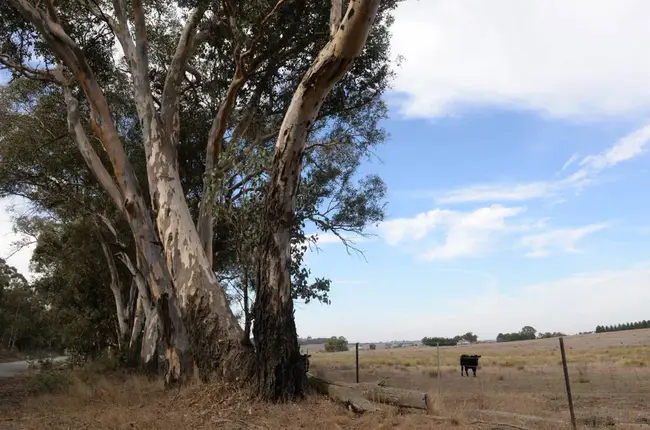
579;123;650;170
381;204;527;260
438;182;554;204
436;122;650;204
380;203;607;261
560;153;580;172
521;223;608;258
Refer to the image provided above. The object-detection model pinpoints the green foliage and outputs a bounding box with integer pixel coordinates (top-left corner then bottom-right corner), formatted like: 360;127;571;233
537;332;567;339
497;326;538;342
369;344;376;350
454;332;478;343
29;219;122;358
0;258;60;353
30;370;71;394
595;321;650;333
324;336;349;353
422;332;479;347
29;363;73;394
422;337;457;347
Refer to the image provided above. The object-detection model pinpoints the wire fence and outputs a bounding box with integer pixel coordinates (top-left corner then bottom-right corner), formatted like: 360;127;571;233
304;335;650;428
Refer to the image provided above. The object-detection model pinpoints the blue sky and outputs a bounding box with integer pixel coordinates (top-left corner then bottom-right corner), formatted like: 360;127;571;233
3;0;650;342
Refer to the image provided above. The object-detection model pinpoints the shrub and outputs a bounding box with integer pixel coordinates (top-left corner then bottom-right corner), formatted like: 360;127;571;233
324;336;349;352
30;368;72;394
369;344;376;350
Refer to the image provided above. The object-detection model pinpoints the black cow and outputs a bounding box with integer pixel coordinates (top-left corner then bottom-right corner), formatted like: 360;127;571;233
299;353;312;373
460;354;481;377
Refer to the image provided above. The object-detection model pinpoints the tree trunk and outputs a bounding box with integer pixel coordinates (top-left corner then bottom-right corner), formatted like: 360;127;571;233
128;296;145;363
117;0;252;379
98;237;129;347
57;83;193;385
242;266;251;343
254;0;380;401
119;250;161;371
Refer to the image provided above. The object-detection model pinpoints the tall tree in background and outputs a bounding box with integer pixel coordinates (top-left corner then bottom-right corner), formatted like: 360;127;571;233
0;0;394;399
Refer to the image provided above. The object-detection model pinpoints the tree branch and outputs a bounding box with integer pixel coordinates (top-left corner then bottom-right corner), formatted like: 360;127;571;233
240;0;287;64
161;5;207;148
0;54;61;83
329;0;342;38
116;250;153;318
62;85;125;212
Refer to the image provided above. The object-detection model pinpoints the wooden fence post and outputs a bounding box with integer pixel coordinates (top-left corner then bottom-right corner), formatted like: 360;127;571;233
437;341;441;395
355;342;359;383
559;337;577;430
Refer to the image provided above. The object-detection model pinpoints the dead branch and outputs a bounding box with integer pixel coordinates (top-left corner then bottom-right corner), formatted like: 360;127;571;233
307;374;428;412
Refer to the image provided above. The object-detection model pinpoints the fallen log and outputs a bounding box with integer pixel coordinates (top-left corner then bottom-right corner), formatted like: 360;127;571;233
307;374;429;412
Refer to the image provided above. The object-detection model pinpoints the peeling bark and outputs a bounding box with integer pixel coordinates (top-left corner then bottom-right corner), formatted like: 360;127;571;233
16;0;200;382
255;0;380;401
115;0;252;378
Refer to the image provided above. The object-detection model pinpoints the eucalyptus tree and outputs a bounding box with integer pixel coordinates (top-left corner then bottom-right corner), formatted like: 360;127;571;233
0;0;396;399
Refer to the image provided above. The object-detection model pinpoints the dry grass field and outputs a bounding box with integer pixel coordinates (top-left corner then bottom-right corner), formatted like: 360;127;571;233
308;329;650;428
1;330;649;429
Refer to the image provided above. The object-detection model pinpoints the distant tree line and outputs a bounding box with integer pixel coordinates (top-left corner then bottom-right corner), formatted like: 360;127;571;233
298;336;332;345
422;332;478;347
595;321;650;333
537;332;567;339
497;326;568;342
497;326;538;342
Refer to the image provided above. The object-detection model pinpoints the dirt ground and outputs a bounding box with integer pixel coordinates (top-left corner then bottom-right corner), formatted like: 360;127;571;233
1;330;650;429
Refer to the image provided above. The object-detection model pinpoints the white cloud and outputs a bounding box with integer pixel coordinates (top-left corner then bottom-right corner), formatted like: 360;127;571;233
399;263;650;340
438;182;555;204
381;205;525;260
390;0;650;120
436;121;650;204
560;153;580;172
579;123;650;170
521;223;608;258
379;209;455;245
380;204;608;260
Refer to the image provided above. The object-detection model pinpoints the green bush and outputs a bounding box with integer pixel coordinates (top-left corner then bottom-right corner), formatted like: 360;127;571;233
324;336;349;352
30;368;72;394
369;344;376;350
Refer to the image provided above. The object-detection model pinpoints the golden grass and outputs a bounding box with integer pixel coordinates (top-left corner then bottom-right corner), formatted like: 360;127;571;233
0;373;481;429
2;330;650;429
311;344;650;371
